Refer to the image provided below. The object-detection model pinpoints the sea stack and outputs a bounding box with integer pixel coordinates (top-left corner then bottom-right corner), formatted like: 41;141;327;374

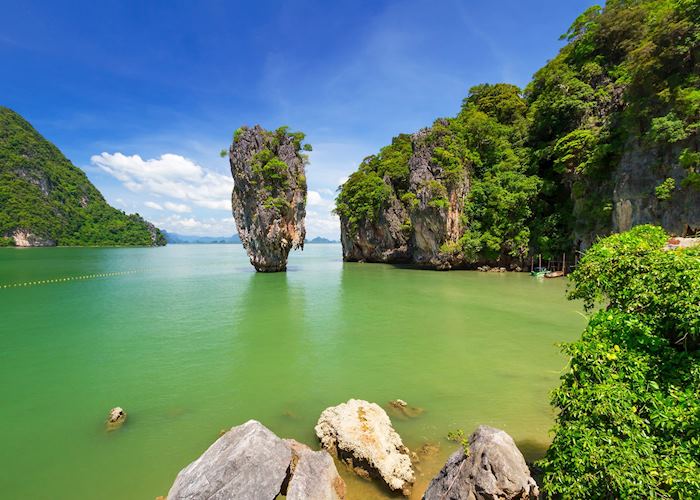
229;125;309;272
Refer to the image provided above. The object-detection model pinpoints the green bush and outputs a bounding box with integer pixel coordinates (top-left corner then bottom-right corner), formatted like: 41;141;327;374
655;177;676;201
539;226;700;498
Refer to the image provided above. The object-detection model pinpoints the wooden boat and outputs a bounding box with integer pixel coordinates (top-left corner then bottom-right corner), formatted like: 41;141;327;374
545;270;565;278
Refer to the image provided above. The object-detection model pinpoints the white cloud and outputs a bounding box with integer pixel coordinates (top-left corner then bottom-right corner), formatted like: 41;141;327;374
164;201;191;213
306;208;340;240
155;214;236;237
92;152;233;211
307;190;333;207
144;201;164;210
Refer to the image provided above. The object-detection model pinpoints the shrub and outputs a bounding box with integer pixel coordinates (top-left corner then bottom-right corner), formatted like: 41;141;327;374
539;226;700;498
655;177;676;201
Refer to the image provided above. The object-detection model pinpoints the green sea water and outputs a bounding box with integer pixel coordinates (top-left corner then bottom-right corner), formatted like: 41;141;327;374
0;244;586;499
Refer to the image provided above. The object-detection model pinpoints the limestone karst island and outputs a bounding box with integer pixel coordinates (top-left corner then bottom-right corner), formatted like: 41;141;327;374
1;1;698;499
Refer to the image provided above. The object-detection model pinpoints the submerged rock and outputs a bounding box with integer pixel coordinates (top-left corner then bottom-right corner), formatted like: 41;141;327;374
315;399;415;496
167;420;344;500
229;125;308;272
387;399;425;419
106;407;127;430
423;425;538;500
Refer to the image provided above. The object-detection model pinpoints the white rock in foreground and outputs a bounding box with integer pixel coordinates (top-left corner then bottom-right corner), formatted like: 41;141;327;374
315;399;415;496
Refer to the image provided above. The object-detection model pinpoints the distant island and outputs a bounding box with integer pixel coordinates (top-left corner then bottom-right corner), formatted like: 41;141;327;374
305;236;338;244
163;232;337;245
164;232;242;244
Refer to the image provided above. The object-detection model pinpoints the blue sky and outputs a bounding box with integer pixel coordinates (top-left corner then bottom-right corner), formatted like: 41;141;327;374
1;0;598;238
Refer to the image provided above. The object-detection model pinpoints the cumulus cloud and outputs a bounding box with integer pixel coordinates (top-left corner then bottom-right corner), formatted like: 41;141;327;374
306;208;340;239
92;152;233;211
144;201;164;210
307;190;333;207
303;190;339;239
164;201;191;213
154;214;236;237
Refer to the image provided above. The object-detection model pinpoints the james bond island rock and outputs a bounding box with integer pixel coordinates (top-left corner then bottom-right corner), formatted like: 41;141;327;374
0;107;166;247
315;399;415;496
423;426;538;500
229;125;309;272
167;420;345;500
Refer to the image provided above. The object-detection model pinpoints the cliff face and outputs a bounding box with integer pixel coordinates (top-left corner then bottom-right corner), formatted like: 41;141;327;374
339;125;472;270
229;125;308;272
339;189;410;263
612;138;699;237
407;127;470;270
0;107;165;247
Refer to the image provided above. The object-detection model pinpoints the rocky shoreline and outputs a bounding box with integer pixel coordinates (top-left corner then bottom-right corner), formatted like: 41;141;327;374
162;399;538;500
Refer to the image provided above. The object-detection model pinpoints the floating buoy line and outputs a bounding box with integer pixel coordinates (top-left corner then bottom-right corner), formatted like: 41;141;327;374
0;270;140;289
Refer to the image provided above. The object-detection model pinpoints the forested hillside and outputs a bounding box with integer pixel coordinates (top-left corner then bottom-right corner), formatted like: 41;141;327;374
336;0;699;267
0;107;165;247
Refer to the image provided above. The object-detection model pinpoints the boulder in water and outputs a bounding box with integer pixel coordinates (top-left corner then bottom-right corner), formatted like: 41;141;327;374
106;407;127;430
423;425;539;500
167;420;345;500
315;399;415;496
284;439;346;500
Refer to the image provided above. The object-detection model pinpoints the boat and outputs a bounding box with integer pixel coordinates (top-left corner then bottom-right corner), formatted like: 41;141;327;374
544;270;565;278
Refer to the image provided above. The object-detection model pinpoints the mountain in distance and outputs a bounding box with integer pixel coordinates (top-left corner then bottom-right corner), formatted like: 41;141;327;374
163;232;338;244
305;236;338;244
163;231;242;244
0;107;165;247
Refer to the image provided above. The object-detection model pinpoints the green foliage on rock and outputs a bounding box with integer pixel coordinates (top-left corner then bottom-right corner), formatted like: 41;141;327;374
655;177;676;201
232;125;311;217
527;0;700;248
0;107;165;246
334;168;391;230
539;225;700;497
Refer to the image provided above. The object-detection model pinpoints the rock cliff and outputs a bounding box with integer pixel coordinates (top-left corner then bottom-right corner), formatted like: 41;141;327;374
229;125;308;272
337;123;475;270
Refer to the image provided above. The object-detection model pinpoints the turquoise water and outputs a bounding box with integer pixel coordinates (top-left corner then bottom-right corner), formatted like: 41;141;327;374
0;244;585;498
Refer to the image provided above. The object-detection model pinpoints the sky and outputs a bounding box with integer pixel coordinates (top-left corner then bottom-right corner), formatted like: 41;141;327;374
1;0;598;238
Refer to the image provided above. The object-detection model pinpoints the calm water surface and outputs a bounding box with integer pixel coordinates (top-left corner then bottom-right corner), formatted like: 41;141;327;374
0;244;585;499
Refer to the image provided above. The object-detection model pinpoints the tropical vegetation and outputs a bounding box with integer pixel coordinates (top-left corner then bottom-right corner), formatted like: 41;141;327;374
539;225;699;497
335;0;699;262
